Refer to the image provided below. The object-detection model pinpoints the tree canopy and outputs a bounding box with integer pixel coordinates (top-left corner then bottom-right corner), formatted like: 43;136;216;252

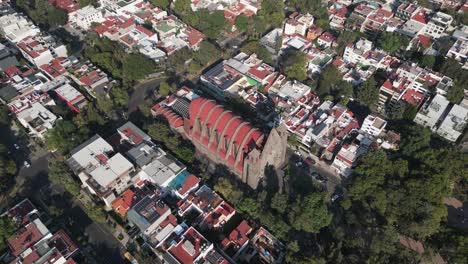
281;50;308;81
356;79;379;107
84;37;156;82
16;0;68;27
44;120;89;154
377;32;409;55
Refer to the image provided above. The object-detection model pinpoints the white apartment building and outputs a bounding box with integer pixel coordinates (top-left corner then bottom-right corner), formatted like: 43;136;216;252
447;37;468;69
0;13;40;43
360;115;387;137
343;38;375;65
422;12;453;39
414;94;450;131
69;5;104;30
436;104;468;142
283;13;314;36
16;102;58;140
67;135;135;208
16;35;68;67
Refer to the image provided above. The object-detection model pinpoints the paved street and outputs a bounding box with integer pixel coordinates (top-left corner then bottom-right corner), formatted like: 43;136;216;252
291;147;342;191
127;77;166;114
5;133;129;264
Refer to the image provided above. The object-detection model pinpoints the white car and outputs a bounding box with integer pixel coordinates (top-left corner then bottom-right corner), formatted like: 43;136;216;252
13;143;20;150
331;194;340;202
24;161;30;168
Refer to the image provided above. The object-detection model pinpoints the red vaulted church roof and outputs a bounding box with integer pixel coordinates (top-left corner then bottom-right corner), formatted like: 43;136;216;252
188;98;264;152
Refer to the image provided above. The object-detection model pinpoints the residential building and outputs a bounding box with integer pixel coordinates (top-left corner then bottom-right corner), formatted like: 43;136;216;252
436;104;468;142
361;8;393;39
343;38;390;69
160;226;213;264
395;2;420;21
16;102;58;140
331;133;373;177
260;28;282;53
54;83;88;113
3;199;79;264
49;0;79;13
447;37;468;69
16;34;68;67
0;13;40;43
316;32;335;48
283;12;314;36
360;114;387;137
221;220;253;258
6;218;78;264
422;12;453;39
39;57;69;79
127;192;171;236
414;94;450;130
0;43;18;71
238;227;285;264
67;135;136;207
69;5;104;30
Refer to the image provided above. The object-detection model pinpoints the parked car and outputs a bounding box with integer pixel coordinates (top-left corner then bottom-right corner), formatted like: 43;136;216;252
311;172;327;183
331;194;341;202
305;157;315;165
24;161;30;168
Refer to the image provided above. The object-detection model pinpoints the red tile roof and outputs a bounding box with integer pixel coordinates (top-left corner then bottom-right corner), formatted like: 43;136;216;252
401;89;424;106
169;227;209;263
177;175;200;196
221;220;252;251
185;26;205;48
4;66;22;78
40;57;67;78
49;0;79;13
112;189;136;217
48;229;78;259
7;222;44;257
416;34;432;49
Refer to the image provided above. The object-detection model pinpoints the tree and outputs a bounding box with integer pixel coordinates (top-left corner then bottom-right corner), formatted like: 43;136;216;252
356;79;379;107
214;178;242;204
235;14;249;32
48;160;81;196
257;46;273;65
0;105;10;125
0;216;17;252
446;84;464;104
237;197;261;218
193;41;221;67
45;120;88;154
158;81;177;96
288;193;332;233
173;0;191;15
46;5;68;26
122;53;156;81
419;55;436;69
270;193;288;214
377;32;409;54
110;86;130;107
281;50;307;81
149;0;170;8
196;10;228;39
96;95;114;114
78;0;95;8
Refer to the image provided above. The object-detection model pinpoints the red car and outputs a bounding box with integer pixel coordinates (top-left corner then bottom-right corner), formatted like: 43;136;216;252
305;157;315;165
